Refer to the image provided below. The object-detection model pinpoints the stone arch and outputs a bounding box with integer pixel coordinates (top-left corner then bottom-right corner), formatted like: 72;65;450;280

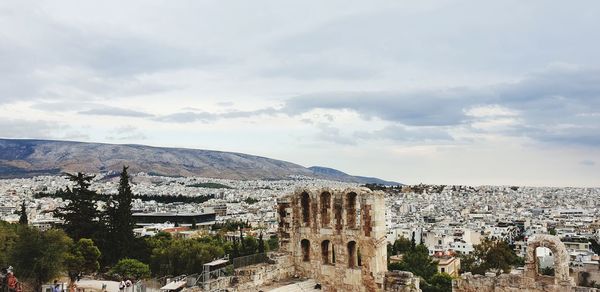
320;191;331;227
301;239;311;262
525;234;571;285
300;191;310;227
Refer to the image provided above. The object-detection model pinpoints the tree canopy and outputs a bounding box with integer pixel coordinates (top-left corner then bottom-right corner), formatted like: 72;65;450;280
459;239;522;275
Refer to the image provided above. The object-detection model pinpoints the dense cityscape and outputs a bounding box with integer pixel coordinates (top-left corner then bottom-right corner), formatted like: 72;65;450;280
2;171;600;291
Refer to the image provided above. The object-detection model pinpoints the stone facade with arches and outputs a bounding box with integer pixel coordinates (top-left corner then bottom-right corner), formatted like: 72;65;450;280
277;187;420;292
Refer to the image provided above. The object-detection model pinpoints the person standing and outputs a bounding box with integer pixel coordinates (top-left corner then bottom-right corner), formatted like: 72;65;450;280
125;279;132;292
53;280;61;292
6;272;17;292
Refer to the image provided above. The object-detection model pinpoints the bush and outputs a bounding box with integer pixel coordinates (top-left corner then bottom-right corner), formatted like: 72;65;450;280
109;258;151;279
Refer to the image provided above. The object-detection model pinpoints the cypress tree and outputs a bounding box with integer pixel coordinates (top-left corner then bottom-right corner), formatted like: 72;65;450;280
106;166;136;263
18;201;28;225
55;172;102;240
258;232;265;254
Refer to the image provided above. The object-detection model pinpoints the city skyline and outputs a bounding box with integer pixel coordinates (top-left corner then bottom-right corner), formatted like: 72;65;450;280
1;0;599;186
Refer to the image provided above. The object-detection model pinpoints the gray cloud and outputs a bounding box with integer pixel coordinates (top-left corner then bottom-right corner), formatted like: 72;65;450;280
354;125;454;142
147;67;600;147
155;108;278;123
79;106;153;118
155;112;218;123
282;89;475;126
278;67;600;147
580;160;596;166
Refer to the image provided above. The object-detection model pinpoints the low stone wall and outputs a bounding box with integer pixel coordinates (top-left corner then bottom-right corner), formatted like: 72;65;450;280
383;271;421;292
453;272;600;292
233;253;294;291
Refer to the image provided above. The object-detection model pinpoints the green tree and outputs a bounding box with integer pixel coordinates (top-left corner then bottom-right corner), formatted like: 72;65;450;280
460;239;521;275
109;258;151;279
18;201;28;225
105;166;136;264
267;235;279;251
389;244;437;280
0;222;18;267
231;239;240;258
10;227;72;291
258;233;265;254
241;236;259;256
65;238;101;285
422;273;453;292
55;172;102;241
149;236;227;276
393;236;412;255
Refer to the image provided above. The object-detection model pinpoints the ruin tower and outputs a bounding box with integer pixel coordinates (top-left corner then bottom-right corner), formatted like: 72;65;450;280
277;187;389;292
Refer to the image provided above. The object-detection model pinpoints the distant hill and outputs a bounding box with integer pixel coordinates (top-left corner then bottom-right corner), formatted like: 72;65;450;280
308;166;401;186
0;139;399;184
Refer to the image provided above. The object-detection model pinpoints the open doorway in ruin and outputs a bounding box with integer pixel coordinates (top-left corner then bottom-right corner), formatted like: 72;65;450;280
536;246;555;276
321;240;332;265
525;235;572;286
301;239;310;262
348;240;358;268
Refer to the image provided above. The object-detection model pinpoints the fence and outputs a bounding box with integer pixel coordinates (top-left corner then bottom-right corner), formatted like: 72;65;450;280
232;253;269;269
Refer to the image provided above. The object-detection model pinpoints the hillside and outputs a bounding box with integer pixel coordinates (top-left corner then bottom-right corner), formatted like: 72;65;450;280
0;139;399;184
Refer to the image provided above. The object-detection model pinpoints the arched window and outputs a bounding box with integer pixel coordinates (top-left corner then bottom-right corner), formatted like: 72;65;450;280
348;241;357;268
321;240;331;264
301;239;310;262
301;192;310;226
320;192;331;227
346;192;357;228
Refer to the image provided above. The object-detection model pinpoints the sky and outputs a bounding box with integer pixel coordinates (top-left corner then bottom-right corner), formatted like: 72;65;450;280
1;0;599;187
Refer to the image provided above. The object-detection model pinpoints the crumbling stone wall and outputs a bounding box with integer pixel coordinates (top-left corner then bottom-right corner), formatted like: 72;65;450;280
453;235;595;292
233;253;294;291
384;271;421;292
278;187;406;292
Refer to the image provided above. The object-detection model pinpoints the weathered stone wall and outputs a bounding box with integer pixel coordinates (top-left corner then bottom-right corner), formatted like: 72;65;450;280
384;271;421;292
232;253;295;292
453;272;599;292
278;187;407;292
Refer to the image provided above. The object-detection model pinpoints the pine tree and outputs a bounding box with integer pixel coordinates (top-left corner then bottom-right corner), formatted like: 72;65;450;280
55;172;102;240
18;201;28;225
106;166;136;264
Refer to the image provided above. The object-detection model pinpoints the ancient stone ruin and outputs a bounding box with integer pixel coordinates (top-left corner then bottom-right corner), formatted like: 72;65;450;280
277;187;420;292
454;234;597;292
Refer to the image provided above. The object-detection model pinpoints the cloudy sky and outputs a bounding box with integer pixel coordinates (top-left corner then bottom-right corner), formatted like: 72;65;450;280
1;0;599;187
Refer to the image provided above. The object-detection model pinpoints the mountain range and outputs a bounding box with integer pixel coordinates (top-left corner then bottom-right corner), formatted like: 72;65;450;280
0;139;400;185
